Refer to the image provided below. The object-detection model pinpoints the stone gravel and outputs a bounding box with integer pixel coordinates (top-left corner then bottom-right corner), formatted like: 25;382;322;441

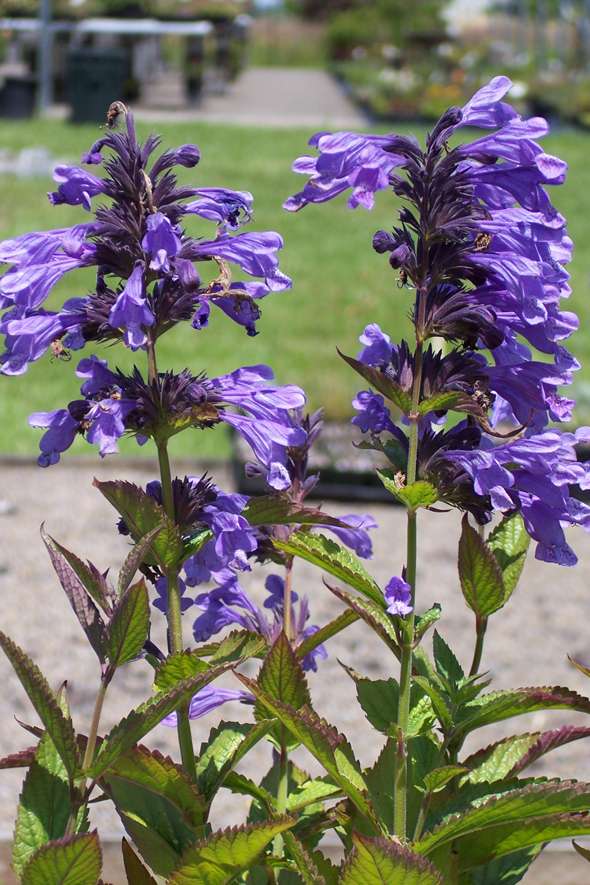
1;459;590;880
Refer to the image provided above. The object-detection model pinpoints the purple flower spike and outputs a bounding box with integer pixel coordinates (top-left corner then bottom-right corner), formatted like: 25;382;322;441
108;264;154;350
384;576;413;617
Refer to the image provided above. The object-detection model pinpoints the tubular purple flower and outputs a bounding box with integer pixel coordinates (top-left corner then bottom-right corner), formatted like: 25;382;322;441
108;264;155;350
141;212;182;273
384;576;413;617
183;188;253;230
195;231;292;292
161;686;253;726
28;409;79;467
48;165;109;210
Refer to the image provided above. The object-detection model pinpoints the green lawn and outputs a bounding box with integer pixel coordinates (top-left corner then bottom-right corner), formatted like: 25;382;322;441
0;118;589;460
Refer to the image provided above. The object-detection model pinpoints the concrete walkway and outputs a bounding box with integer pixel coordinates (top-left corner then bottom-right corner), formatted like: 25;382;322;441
133;66;368;128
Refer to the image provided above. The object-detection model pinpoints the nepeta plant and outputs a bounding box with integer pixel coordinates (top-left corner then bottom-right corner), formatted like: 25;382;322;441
2;79;590;883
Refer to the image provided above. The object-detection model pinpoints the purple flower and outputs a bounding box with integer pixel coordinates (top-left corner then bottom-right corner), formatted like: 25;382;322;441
108;264;154;350
141;212;182;273
195;231;291;292
153;575;194;614
184;490;258;586
48;165;108;210
183;188;253;230
0;300;86;375
161;686;253;726
384;576;413;617
28;409;79;467
325;514;378;559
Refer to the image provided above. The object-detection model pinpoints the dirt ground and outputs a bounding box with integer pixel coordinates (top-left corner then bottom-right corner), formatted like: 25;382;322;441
1;458;590;882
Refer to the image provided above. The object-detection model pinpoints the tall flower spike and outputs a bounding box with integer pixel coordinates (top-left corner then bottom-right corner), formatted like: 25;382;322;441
0;108;292;375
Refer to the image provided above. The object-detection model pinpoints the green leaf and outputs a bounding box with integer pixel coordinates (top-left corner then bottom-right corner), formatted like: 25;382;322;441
283;832;327;885
458;516;506;618
236;673;376;826
121;838;158;884
153;652;210;693
42;529;107;661
101;747;206;877
326;584;400;657
413;677;453;731
273;532;383;606
378;472;439;510
90;664;230;777
168;819;296;884
0;631;79;778
93;479;184;570
105;579;150;669
457;815;590;870
454;686;590;739
341;834;443;884
338;349;413;413
433;631;464;689
203;630;267;666
465;726;590;783
422;766;469;794
21;833;101;885
417;391;464;415
242;495;346;528
415;781;590;856
296;609;359;662
181;528;213;561
487;513;530;599
255;632;311;732
13;733;74;876
573;840;590;863
118;525;163;596
468;846;542;884
196;720;272;805
286;777;342;812
41;530;111;612
343;670;434;738
414;605;442;644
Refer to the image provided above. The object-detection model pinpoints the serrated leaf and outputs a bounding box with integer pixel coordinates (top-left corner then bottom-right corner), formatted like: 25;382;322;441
101;747;206;877
487;513;529;599
465;726;590;783
42;530;111;612
0;746;37;769
168;819;295;884
13;733;74;875
413;677;453;730
273;532;383;605
121;838;157;884
326;583;400;657
118;525;162;596
467;846;543;884
378;472;439;510
242;495;346;528
417;391;464;415
344;670;434;738
94;479;184;570
256;632;310;719
341;833;443;884
415;781;590;855
154;652;210;693
42;530;107;661
0;631;79;778
414;605;442;643
296;609;359;662
422;766;469;794
106;579;150;668
90;664;230;776
284;832;327;884
196;720;271;804
458;516;506;618
454;686;590;738
338;349;413;413
21;832;101;885
433;631;464;689
236;673;376;826
286;778;342;812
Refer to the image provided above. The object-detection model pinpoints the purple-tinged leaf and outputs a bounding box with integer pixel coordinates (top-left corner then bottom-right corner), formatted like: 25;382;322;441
122;838;157;884
0;631;80;778
242;495;347;528
283;831;327;885
93;479;184;571
458;515;506;618
42;528;107;661
341;833;443;884
0;746;36;769
105;578;150;669
325;582;400;658
510;726;590;777
21;831;101;885
573;840;590;863
118;524;163;596
569;655;590;679
338;349;412;413
455;686;590;737
41;528;111;613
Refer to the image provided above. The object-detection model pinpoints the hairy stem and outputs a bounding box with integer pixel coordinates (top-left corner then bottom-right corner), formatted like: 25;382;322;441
65;672;110;836
469;616;488;677
393;287;425;837
147;335;196;781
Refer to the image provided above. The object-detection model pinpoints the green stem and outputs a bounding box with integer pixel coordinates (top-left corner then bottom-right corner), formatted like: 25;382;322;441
469;616;488;678
147;335;196;781
274;733;289;855
65;672;110;836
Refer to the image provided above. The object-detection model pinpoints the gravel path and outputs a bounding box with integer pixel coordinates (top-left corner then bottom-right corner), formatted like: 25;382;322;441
1;459;590;880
